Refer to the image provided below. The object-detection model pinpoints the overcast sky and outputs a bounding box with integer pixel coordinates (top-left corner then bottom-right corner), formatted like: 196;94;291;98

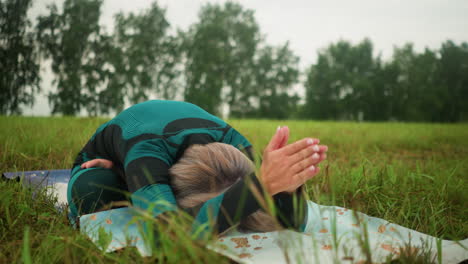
25;0;468;115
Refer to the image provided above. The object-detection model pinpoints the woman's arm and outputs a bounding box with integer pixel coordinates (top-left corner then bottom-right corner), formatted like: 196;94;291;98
189;172;267;235
80;156;178;218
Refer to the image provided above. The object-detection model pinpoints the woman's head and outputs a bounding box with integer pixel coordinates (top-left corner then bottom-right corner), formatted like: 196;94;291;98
169;142;278;232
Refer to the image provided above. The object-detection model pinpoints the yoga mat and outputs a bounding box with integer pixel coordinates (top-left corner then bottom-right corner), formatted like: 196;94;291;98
3;169;467;263
2;169;71;187
79;202;468;264
2;169;71;210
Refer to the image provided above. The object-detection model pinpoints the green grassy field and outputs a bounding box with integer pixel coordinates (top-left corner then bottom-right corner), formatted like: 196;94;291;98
0;116;467;263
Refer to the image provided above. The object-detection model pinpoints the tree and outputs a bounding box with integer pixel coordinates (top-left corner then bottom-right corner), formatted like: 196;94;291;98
351;40;384;121
304;39;379;120
183;2;260;115
0;0;40;115
303;51;335;119
112;3;182;106
388;44;446;122
86;33;125;115
436;41;468;122
36;0;107;115
250;43;300;119
375;58;400;120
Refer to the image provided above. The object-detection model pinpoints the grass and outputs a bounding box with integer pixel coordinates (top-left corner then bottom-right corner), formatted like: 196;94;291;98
0;116;467;263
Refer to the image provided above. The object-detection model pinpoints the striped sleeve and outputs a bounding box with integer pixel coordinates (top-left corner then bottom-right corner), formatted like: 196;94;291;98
190;174;308;236
191;172;266;235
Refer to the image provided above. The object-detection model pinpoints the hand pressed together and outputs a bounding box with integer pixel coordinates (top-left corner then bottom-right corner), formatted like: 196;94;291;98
260;126;328;195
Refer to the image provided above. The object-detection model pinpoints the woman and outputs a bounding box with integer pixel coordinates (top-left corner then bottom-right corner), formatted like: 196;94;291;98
68;100;328;234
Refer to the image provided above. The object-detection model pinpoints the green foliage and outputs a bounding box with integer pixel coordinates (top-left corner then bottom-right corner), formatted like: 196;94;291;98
303;39;468;122
0;0;40;115
304;39;380;120
436;41;468;122
387;44;439;121
183;2;261;115
238;43;300;119
22;226;32;264
96;226;113;251
183;3;300;118
112;3;182;106
35;1;182;115
3;1;467;121
36;0;107;115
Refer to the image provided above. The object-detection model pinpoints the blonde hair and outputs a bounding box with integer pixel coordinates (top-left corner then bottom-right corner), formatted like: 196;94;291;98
170;142;279;232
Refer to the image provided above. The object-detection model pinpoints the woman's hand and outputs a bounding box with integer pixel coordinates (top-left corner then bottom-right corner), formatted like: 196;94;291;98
80;158;114;169
260;126;327;195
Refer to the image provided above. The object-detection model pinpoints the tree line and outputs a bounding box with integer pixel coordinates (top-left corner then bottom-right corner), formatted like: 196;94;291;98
1;0;467;122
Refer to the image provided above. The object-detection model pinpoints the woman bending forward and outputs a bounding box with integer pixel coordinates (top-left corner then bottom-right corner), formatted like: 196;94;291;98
68;100;328;234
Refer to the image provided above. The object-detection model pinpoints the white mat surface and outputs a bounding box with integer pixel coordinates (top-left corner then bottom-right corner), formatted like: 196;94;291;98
37;175;465;263
77;201;467;264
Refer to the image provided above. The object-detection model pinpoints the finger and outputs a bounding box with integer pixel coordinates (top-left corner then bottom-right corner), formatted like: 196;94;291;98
96;160;108;168
318;145;328;153
81;159;111;169
265;126;285;152
277;126;289;149
96;159;113;169
319;153;327;162
294;165;320;185
102;160;113;169
81;160;97;169
289;144;318;164
310;153;327;167
291;152;322;174
281;137;319;156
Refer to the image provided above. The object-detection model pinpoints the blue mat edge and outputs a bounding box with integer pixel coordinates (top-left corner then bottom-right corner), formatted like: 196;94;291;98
2;169;71;182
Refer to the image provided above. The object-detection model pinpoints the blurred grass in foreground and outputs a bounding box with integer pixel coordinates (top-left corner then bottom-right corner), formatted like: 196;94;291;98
0;116;467;263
